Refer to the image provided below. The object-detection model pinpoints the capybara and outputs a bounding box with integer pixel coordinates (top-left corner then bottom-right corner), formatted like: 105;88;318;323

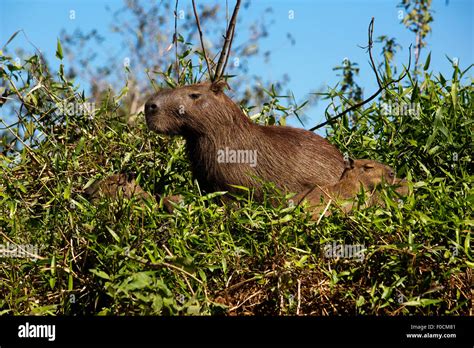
144;81;346;199
293;158;408;219
84;173;182;213
84;174;152;202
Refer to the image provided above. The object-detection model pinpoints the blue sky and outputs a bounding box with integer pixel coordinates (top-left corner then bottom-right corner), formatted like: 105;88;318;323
1;0;472;131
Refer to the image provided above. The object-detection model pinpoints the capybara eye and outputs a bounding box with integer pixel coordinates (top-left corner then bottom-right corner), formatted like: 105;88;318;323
189;93;201;100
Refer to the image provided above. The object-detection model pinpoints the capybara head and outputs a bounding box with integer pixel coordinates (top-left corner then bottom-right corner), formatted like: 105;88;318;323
293;158;408;220
144;80;244;136
338;158;407;195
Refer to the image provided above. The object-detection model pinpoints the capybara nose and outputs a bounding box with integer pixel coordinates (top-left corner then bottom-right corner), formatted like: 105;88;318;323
144;101;158;115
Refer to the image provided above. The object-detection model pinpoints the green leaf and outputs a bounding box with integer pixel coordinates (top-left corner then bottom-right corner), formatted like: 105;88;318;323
423;52;431;71
74;137;85;157
90;269;111;280
403;299;442;307
438;73;446;86
464;232;471;256
49;277;56;290
384;54;392;79
2;30;21;49
420;299;442;306
127;272;152;290
356;296;365;307
63;184;71;200
451;82;457;109
68;274;73;291
272;214;293;224
228;185;249;192
56;38;63;60
152;295;163;312
403;300;421;306
202;191;228;200
186;304;201;315
50;255;56;275
121;152;132;166
116;86;129;102
424;107;443;150
106;226;120;243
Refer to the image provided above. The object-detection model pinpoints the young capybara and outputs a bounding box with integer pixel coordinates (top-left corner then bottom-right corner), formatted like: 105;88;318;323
293;158;408;219
84;174;153;202
84;174;182;213
144;81;346;199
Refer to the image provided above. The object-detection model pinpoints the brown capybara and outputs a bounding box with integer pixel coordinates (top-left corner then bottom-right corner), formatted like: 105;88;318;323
84;174;182;213
144;81;346;200
84;174;153;202
293;158;408;219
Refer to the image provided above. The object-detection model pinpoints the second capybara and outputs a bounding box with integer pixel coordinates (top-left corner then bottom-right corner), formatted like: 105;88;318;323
293;158;408;219
84;173;182;213
84;174;153;202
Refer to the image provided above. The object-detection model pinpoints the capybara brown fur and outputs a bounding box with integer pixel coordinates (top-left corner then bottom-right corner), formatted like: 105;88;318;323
293;158;408;219
84;174;182;213
144;81;346;199
84;174;153;202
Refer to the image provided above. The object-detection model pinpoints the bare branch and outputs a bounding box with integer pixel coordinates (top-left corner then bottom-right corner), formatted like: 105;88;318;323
214;0;241;80
174;0;180;82
192;0;213;80
309;19;412;132
367;17;382;88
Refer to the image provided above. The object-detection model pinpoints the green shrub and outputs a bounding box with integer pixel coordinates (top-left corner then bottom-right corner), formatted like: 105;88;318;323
0;43;472;315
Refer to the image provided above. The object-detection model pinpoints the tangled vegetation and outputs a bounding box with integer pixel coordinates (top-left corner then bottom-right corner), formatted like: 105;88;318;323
0;35;472;315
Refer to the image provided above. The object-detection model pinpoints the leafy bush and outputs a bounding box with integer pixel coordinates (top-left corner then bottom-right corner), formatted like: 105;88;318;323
0;40;472;315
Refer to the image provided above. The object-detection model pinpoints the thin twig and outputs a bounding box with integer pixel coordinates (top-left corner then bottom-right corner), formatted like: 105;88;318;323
0;119;42;164
366;18;382;88
174;0;180;82
214;0;241;80
309;19;412;132
293;181;333;210
296;279;301;315
162;244;173;257
192;0;213;80
316;200;332;225
127;253;203;285
220;3;239;79
2;29;46;65
225;0;229;27
219;270;276;293
229;290;263;312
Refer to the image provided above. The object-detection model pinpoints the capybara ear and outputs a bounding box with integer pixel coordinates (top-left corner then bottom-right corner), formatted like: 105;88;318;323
363;162;375;170
339;157;355;180
210;79;230;94
344;157;355;169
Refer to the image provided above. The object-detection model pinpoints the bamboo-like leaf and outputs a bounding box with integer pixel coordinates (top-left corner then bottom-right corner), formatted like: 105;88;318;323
56;38;63;60
423;52;431;71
